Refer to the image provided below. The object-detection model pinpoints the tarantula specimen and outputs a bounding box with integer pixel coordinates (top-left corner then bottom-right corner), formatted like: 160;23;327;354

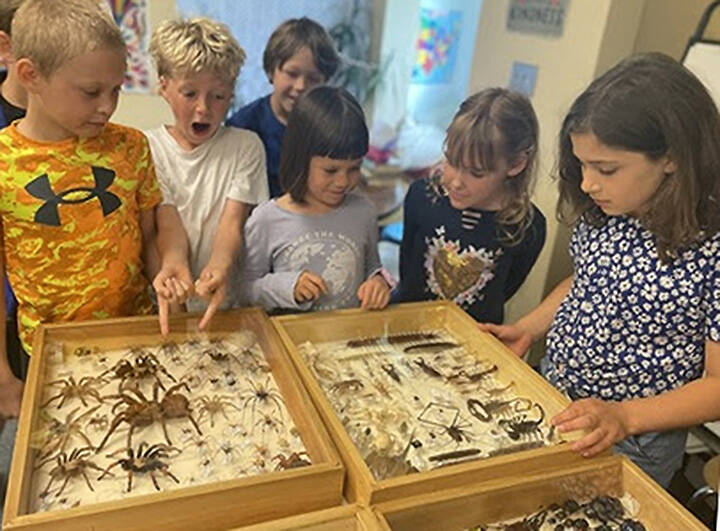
34;406;99;458
239;377;286;423
97;382;202;450
41;376;107;409
101;351;176;391
36;447;105;498
98;442;181;492
194;394;241;428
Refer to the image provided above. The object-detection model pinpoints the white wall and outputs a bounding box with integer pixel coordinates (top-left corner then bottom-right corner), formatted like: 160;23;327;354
466;0;647;328
112;0;176;130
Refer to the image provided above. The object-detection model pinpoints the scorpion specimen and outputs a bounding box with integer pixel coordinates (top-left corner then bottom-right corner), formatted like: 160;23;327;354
41;376;107;409
97;382;202;449
98;442;181;492
467;397;533;423
100;351;176;391
194;394;241;428
498;403;546;441
35;447;104;497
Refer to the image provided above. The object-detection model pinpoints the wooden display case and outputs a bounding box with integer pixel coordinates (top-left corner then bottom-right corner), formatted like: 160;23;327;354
374;455;708;530
271;301;592;505
3;309;344;531
232;504;384;530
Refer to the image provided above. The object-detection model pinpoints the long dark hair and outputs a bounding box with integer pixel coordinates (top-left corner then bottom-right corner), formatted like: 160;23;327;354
558;52;720;261
279;86;369;202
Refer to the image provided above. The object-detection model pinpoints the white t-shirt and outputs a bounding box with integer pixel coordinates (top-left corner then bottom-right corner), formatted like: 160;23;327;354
145;125;269;310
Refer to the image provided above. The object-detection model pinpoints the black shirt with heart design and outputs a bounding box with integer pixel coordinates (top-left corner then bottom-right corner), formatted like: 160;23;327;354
394;175;546;323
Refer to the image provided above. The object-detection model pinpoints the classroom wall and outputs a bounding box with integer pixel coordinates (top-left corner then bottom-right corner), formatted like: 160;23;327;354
466;0;647;329
112;0;176;130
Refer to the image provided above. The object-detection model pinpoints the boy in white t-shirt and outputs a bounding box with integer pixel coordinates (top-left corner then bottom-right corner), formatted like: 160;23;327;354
146;17;269;327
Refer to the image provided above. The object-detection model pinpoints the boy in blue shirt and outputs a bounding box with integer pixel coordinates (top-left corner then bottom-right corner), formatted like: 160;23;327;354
227;17;338;197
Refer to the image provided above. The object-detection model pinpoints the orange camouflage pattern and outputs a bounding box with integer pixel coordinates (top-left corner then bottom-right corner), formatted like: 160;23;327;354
0;122;161;354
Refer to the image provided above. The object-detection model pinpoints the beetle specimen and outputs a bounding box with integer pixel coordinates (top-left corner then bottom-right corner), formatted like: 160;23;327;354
97;442;181;492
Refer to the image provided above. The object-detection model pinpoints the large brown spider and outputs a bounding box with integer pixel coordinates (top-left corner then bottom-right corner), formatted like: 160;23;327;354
41;376;107;409
97;382;202;450
239;376;285;423
34;406;99;458
36;447;105;498
194;394;240;428
273;451;311;471
101;351;176;391
97;442;180;492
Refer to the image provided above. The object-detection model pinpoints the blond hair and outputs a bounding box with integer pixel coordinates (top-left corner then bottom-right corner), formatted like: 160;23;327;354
0;0;24;34
444;88;539;244
11;0;124;76
150;17;245;86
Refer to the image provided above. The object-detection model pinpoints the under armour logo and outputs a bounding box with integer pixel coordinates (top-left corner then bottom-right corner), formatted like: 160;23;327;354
25;166;122;226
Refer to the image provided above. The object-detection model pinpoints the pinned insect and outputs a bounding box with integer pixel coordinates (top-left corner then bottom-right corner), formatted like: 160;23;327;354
447;364;498;384
97;442;181;492
381;363;401;383
413;357;444;378
403;341;459;354
41;376;107;409
35;447;104;498
328;379;364;394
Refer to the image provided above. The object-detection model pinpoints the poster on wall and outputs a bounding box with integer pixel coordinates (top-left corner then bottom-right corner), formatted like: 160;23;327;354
411;8;462;85
107;0;151;93
507;0;569;38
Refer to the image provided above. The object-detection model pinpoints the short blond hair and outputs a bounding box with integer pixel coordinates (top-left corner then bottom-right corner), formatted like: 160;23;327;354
0;0;24;34
11;0;124;76
150;17;245;86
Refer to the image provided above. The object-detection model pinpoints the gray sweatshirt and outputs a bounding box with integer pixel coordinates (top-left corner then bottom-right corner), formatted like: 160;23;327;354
238;192;382;311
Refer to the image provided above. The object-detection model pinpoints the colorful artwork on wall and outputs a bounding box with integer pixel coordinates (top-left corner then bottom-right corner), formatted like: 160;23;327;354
107;0;151;93
411;8;462;85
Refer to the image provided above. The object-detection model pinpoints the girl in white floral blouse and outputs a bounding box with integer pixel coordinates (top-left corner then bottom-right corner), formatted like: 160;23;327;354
479;52;720;487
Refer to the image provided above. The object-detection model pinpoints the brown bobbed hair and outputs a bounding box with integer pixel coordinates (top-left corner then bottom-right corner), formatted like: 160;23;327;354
263;17;339;82
558;52;720;261
279;86;368;202
445;88;539;244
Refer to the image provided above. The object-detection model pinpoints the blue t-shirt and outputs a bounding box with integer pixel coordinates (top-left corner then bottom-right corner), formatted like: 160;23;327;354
545;215;720;401
395;176;546;323
227;95;285;198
